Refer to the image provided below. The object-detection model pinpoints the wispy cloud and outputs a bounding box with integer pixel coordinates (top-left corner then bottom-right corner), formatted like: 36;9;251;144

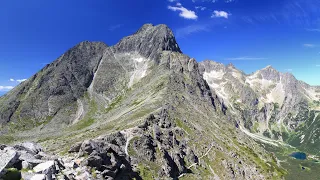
0;86;14;92
17;79;27;83
195;6;207;11
226;56;268;60
284;68;293;72
168;3;198;20
211;10;230;19
175;24;210;38
303;44;316;48
306;28;320;32
9;78;27;83
109;24;123;31
240;1;320;26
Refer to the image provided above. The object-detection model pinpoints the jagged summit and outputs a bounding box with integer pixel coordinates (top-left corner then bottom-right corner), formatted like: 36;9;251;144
115;23;182;60
253;65;280;81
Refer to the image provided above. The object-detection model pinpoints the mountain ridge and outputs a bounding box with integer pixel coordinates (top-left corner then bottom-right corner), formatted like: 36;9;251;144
0;23;319;179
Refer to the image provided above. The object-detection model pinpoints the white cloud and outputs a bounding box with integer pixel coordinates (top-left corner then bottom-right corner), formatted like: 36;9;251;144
8;78;27;83
211;10;230;19
168;0;177;2
303;44;316;48
226;56;267;60
17;79;27;83
168;4;198;20
284;68;293;72
195;6;207;11
176;24;210;38
0;86;14;92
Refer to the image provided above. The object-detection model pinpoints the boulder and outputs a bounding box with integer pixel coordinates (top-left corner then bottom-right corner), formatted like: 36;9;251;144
85;155;103;170
78;140;102;156
30;174;46;180
105;132;126;147
14;142;42;155
33;161;55;180
0;147;19;177
19;151;45;168
22;161;31;169
68;142;82;153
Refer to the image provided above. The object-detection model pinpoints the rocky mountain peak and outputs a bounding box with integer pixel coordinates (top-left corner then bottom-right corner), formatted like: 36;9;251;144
226;63;236;69
115;23;181;60
200;60;226;72
256;65;280;81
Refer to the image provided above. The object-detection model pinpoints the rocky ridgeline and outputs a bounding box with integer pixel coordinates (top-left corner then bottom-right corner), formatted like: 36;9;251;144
0;108;198;180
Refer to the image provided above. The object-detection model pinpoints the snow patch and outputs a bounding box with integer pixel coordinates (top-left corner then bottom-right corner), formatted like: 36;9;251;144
203;70;225;80
128;55;149;87
73;99;84;124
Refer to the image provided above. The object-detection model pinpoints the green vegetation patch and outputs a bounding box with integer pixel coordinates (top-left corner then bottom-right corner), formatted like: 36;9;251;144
137;164;154;179
105;95;123;113
175;118;193;135
3;168;21;180
0;135;15;144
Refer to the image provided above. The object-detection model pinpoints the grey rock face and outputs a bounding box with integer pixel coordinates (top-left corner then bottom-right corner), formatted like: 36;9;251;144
115;24;182;60
0;41;108;131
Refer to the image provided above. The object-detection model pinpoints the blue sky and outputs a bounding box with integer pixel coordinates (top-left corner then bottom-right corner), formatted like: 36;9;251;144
1;0;320;95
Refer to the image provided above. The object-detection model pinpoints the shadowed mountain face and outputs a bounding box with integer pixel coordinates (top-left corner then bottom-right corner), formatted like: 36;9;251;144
0;24;319;179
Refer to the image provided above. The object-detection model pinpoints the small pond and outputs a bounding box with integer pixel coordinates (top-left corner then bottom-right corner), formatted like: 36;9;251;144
290;152;307;160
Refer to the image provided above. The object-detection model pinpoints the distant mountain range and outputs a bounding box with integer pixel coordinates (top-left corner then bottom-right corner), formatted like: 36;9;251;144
0;24;319;179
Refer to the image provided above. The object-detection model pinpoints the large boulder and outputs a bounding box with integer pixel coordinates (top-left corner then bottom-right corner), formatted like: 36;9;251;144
68;142;82;153
33;161;55;180
14;142;42;155
19;151;45;168
0;147;19;177
78;140;103;156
